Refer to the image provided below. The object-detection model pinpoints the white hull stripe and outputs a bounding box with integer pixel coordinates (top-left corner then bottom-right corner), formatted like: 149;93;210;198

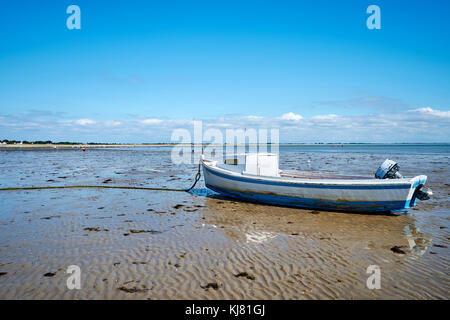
203;164;411;190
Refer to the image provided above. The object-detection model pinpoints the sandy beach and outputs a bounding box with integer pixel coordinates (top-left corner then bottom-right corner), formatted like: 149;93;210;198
0;145;448;299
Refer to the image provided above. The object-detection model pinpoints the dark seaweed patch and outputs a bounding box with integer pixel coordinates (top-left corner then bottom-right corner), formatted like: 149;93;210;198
84;227;100;232
391;246;406;254
234;272;256;280
117;286;149;293
41;215;61;220
129;229;161;234
201;282;220;290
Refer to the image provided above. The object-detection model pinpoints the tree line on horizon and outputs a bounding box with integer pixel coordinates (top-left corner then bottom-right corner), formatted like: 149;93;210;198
0;139;171;145
1;139;83;145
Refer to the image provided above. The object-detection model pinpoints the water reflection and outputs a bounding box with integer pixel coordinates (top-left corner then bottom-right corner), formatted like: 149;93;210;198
405;224;431;256
245;231;278;244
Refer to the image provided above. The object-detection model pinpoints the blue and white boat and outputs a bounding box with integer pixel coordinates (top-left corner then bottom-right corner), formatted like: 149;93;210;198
201;153;431;213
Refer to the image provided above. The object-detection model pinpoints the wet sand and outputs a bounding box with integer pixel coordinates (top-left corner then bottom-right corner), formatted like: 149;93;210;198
0;146;448;299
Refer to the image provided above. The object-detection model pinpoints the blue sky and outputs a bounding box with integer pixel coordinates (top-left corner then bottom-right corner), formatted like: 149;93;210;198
0;0;449;142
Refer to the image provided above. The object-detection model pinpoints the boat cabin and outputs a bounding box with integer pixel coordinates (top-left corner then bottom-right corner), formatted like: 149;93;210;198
221;153;280;177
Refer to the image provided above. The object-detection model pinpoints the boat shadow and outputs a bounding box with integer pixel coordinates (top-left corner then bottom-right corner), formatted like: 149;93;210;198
188;188;402;217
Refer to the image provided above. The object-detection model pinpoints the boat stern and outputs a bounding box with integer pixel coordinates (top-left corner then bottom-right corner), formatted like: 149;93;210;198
405;175;429;209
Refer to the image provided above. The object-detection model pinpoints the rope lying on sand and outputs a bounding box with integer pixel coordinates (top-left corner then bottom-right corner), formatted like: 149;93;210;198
0;164;202;193
0;185;188;192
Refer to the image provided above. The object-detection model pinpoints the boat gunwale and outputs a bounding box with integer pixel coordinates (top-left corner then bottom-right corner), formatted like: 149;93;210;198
201;159;413;188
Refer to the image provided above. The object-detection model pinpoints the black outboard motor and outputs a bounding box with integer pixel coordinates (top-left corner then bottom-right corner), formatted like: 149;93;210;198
375;159;403;179
375;159;432;201
415;188;432;201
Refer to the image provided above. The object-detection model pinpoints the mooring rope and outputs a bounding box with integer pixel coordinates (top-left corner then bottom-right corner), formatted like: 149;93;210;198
0;163;202;193
185;163;202;192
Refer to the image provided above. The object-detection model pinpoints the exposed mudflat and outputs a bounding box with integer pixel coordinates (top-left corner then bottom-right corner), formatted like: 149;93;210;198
0;145;448;299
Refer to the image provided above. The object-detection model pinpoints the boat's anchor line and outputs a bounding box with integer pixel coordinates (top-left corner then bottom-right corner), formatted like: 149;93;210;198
185;163;202;192
0;164;202;193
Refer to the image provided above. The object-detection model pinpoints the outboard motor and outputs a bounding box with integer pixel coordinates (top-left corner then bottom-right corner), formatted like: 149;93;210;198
415;188;432;201
375;159;403;179
375;159;432;202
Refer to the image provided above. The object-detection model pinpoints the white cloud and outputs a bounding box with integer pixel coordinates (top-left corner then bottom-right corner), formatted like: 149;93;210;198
280;112;303;121
409;107;450;118
243;115;264;121
141;118;163;125
204;122;233;128
104;121;122;126
1;108;449;143
312;114;340;120
74;119;96;126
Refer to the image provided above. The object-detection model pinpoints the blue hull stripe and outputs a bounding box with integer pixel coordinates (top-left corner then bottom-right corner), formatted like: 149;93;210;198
203;165;411;190
206;184;407;212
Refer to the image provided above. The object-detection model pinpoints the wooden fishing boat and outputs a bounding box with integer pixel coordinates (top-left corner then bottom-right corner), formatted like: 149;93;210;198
201;153;431;213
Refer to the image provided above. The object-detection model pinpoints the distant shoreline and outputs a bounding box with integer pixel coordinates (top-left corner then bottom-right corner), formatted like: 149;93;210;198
1;143;448;149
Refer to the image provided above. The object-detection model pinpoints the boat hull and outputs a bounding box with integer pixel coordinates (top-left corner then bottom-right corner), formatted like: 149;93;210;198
202;161;427;213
